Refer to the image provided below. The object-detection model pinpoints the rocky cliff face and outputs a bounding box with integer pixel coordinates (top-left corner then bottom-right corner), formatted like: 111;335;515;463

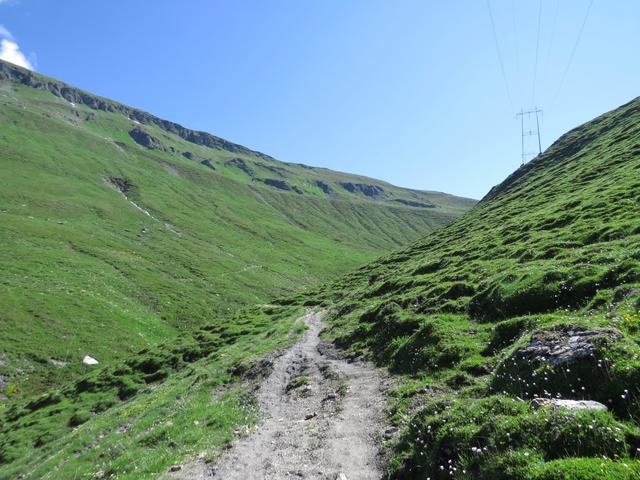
0;60;273;160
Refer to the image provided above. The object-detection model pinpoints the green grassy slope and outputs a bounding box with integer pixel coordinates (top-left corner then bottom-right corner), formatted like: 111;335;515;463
0;304;308;478
0;91;638;479
0;60;474;397
297;96;639;478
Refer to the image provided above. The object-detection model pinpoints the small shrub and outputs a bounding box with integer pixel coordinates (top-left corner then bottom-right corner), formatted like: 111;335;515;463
390;395;639;480
68;410;91;427
286;375;310;392
529;457;640;480
25;392;62;412
486;316;537;354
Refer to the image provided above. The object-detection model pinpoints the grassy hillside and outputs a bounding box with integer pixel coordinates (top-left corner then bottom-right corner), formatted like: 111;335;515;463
0;60;473;398
300;96;640;478
2;72;637;479
0;304;308;478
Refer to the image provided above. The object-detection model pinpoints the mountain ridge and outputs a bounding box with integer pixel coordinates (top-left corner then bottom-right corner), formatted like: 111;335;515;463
0;60;475;207
4;60;638;480
0;60;272;160
0;58;474;399
0;59;474;200
0;81;638;478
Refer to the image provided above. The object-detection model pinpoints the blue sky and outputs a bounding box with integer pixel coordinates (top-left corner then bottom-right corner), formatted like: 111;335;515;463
0;0;637;199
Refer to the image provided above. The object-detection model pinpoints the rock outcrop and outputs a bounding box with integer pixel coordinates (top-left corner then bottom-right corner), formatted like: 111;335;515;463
516;326;622;366
391;198;436;208
491;324;640;417
106;176;134;196
339;182;384;198
531;398;607;411
263;178;303;194
129;128;166;151
225;157;254;177
315;180;332;194
0;60;274;160
200;159;216;170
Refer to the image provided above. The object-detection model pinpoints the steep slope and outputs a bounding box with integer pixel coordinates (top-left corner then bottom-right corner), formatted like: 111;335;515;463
302;96;639;478
2;82;637;479
1;98;637;480
0;60;474;397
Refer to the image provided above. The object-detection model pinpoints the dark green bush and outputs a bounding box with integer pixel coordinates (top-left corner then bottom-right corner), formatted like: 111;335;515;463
528;457;640;480
486;316;537;354
390;395;640;480
68;410;91;427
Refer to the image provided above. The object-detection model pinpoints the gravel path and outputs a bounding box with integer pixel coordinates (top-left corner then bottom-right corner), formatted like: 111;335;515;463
171;311;387;480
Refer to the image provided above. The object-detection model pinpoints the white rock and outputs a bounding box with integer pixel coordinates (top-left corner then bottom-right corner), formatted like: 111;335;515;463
82;355;99;365
532;398;607;411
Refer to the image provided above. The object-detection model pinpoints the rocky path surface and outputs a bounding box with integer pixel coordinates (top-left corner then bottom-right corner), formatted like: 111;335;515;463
173;311;387;480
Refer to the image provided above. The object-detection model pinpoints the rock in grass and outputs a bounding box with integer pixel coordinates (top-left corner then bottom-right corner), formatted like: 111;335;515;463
531;398;607;411
128;127;166;151
490;323;640;417
82;355;99;365
518;326;622;366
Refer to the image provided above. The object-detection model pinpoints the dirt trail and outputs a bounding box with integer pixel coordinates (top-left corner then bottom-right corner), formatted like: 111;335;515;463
173;311;387;480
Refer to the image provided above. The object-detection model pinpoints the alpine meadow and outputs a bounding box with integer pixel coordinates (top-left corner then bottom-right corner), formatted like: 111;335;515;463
1;2;640;480
0;60;473;398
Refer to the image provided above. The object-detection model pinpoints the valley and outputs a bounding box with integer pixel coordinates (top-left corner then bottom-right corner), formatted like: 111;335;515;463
0;59;474;397
0;65;639;480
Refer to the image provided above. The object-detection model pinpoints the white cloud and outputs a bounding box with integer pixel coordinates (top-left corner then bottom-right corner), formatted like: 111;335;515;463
0;39;34;70
0;25;33;70
0;25;13;40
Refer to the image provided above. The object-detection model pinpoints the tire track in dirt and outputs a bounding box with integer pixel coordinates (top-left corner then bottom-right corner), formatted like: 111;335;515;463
171;310;387;480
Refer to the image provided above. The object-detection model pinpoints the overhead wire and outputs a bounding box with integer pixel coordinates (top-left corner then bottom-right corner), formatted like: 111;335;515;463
539;0;560;143
485;0;595;163
544;0;560;77
550;0;595;109
486;0;515;113
531;0;543;106
511;0;520;80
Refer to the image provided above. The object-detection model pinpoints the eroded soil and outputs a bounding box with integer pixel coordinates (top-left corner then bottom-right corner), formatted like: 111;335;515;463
171;311;388;480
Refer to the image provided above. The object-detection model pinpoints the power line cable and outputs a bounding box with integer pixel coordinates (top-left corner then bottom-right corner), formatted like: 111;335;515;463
544;0;560;77
486;0;514;113
511;0;519;75
511;0;520;103
532;0;543;105
551;0;595;109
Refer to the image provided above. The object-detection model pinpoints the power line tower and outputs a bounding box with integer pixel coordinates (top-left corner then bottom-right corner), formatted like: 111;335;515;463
516;107;543;164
